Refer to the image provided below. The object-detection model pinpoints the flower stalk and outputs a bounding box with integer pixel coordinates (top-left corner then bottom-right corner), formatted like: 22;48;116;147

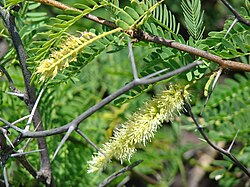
36;32;96;82
36;27;122;82
88;84;189;173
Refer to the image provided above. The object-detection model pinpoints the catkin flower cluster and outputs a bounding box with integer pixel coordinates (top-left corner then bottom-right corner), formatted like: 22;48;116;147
87;85;189;173
36;32;96;82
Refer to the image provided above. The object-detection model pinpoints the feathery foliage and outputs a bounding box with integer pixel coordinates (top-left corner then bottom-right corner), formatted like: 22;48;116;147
1;0;250;186
181;0;205;41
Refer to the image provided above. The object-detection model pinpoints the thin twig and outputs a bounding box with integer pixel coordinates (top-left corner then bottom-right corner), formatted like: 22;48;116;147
185;101;250;178
138;30;250;71
99;160;143;187
220;0;250;26
33;0;117;28
0;65;24;98
0;65;15;91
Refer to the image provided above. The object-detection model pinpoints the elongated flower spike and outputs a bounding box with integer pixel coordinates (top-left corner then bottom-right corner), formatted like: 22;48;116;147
87;84;189;173
36;32;96;82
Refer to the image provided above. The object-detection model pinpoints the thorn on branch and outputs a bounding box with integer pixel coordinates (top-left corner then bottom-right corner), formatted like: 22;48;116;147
12;115;30;126
128;38;138;80
227;129;239;153
25;85;46;132
5;91;25;98
2;164;9;187
0;127;14;148
19;122;41;153
0;117;24;134
224;18;238;38
185;100;250;178
11;149;45;157
76;128;109;161
141;67;170;80
201;67;223;114
52;125;75;161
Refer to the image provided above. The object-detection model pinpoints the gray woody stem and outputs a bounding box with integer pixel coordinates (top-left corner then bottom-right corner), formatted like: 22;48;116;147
185;101;250;178
220;0;250;26
0;6;53;186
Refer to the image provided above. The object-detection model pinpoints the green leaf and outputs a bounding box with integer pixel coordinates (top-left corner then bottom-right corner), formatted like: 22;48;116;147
124;6;140;20
181;0;205;41
117;11;135;26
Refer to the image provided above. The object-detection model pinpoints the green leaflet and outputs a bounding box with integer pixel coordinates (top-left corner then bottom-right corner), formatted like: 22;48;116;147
150;0;180;34
111;0;164;30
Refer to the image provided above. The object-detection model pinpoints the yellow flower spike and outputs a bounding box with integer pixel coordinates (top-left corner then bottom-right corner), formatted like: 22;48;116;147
87;84;189;173
36;32;96;82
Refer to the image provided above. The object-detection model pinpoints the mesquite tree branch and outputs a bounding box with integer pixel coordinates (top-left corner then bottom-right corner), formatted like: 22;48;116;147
185;101;250;178
18;61;202;138
34;0;250;72
0;6;53;186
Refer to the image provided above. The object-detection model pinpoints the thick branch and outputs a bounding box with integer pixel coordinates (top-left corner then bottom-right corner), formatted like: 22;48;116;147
137;30;250;71
0;7;53;185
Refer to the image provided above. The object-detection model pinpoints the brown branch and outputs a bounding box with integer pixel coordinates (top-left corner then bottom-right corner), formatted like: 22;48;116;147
33;0;117;28
34;0;250;72
136;29;250;72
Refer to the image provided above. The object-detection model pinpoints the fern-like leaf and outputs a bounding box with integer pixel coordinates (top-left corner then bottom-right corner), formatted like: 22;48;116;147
181;0;205;41
149;0;180;34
